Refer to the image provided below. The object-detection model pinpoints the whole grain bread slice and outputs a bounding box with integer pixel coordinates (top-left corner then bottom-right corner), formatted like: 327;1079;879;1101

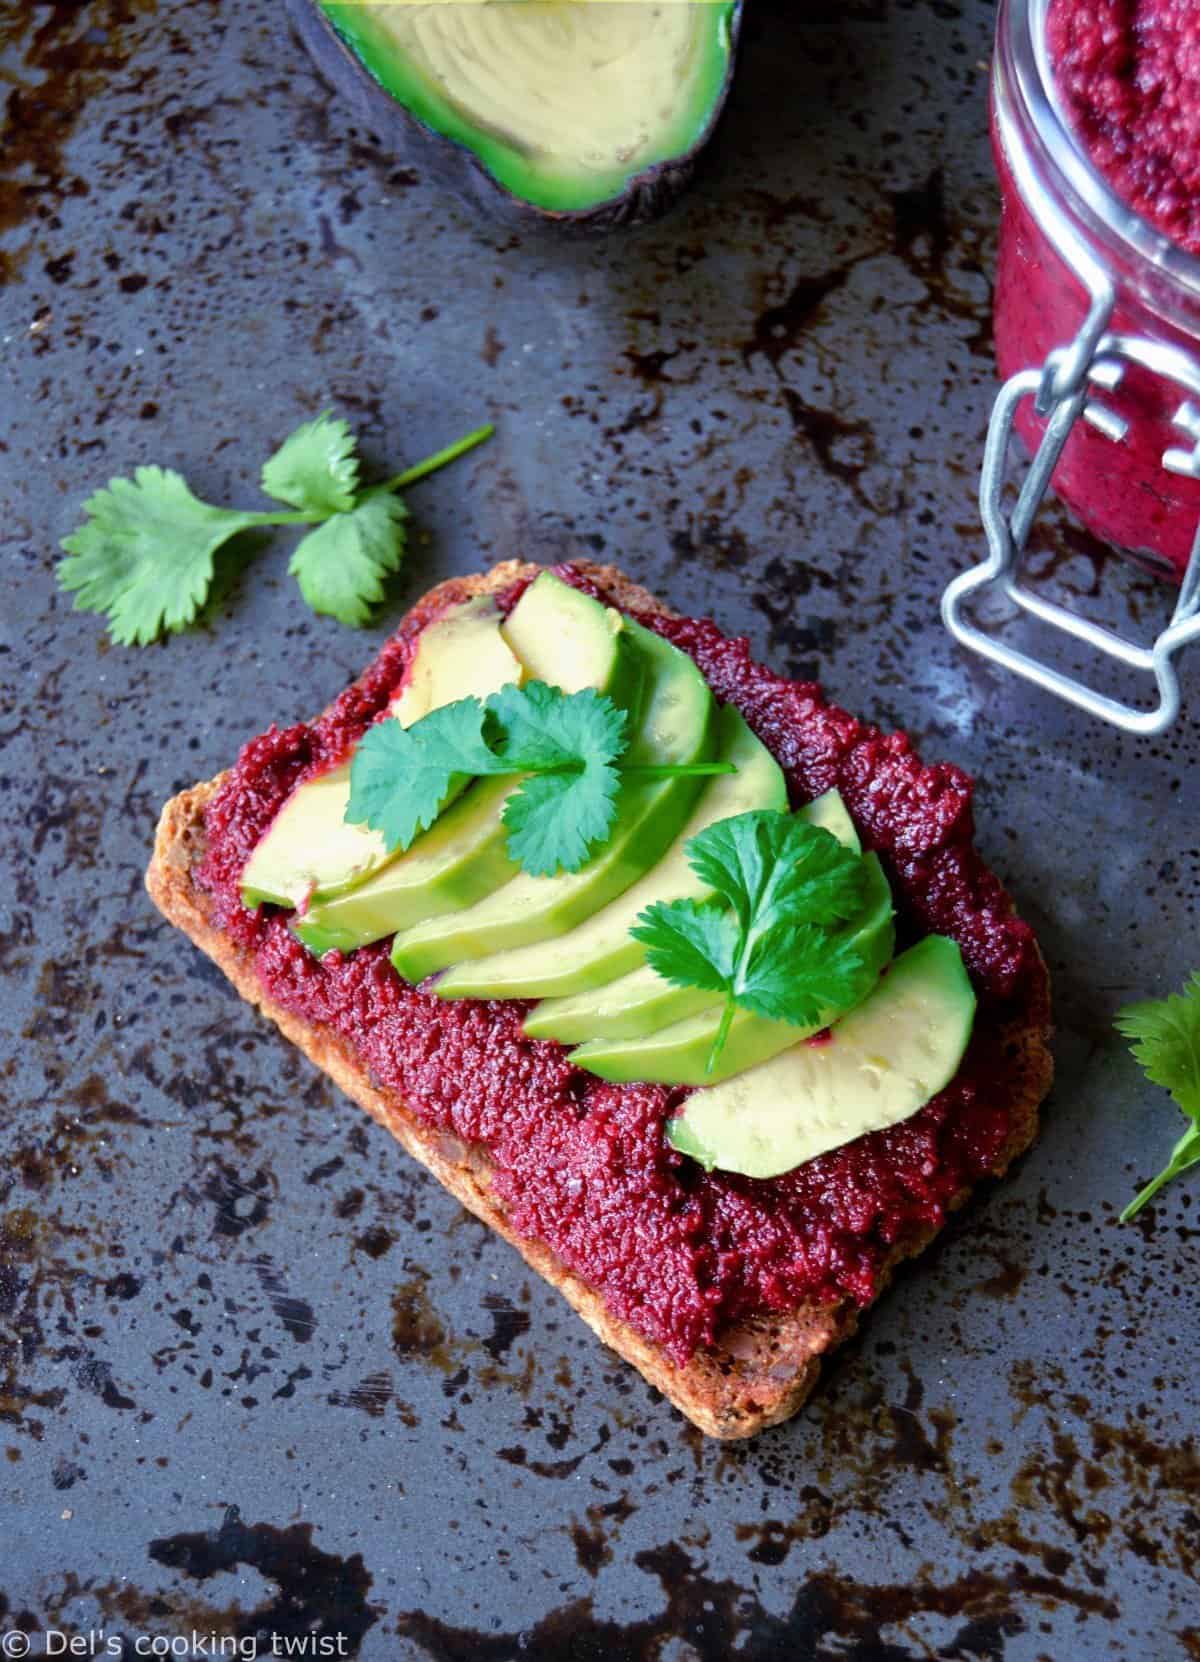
146;560;1052;1438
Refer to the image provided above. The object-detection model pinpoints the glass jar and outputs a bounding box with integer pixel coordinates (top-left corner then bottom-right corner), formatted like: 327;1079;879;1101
991;0;1200;581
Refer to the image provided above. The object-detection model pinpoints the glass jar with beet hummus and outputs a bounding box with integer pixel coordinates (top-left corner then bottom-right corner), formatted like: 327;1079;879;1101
944;0;1200;731
995;0;1200;572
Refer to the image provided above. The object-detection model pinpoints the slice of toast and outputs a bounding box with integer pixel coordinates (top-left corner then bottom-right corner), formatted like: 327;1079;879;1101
146;560;1052;1438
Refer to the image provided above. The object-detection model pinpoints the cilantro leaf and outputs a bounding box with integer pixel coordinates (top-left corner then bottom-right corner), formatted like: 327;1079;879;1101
485;680;628;771
58;415;493;646
500;761;622;878
288;493;409;626
343;681;724;879
260;410;360;515
739;920;874;1024
1115;972;1200;1219
687;810;866;933
631;809;872;1072
347;698;499;853
485;682;628;876
1115;975;1200;1109
58;467;259;645
343;682;640;876
632;898;739;994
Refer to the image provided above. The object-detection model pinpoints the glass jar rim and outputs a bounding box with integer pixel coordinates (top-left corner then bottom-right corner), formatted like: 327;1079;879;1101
1002;0;1200;303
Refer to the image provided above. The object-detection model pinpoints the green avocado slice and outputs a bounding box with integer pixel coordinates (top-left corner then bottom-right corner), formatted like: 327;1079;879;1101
390;620;717;985
524;787;864;1046
500;571;645;721
293;572;643;956
666;935;976;1178
291;776;519;957
522;963;718;1049
315;1;740;218
566;853;895;1086
435;705;786;1002
800;786;861;854
240;594;523;912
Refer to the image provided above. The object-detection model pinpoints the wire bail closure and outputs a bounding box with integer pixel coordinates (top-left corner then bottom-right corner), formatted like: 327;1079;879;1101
944;325;1200;733
943;140;1200;733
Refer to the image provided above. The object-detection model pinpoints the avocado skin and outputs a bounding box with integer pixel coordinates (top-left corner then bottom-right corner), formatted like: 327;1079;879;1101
286;0;744;232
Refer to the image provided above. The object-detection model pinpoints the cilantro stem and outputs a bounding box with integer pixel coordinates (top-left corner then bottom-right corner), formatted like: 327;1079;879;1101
706;997;737;1076
1120;1173;1172;1223
242;509;327;526
624;762;738;780
379;423;495;494
1120;1124;1200;1221
506;760;738;780
258;423;493;521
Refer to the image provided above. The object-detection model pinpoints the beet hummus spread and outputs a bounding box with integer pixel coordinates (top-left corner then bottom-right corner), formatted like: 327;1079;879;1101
197;569;1047;1364
992;1;1200;574
1048;0;1200;254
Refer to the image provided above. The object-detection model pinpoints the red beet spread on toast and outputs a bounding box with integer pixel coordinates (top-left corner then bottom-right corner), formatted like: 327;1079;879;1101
196;567;1048;1364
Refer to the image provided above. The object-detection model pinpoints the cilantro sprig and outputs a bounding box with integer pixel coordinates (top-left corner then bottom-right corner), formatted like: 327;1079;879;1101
58;411;493;643
346;682;734;879
1115;972;1200;1220
631;810;871;1074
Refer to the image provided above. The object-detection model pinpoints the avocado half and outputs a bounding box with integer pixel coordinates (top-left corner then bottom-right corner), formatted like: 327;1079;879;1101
288;0;744;229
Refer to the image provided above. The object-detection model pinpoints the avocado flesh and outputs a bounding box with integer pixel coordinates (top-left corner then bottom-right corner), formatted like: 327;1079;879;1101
391;620;716;985
800;787;861;855
294;574;642;957
500;572;644;722
525;787;865;1046
291;777;520;957
523;965;717;1049
319;1;739;215
568;854;895;1086
240;596;522;912
667;935;976;1179
436;706;785;1002
398;593;528;727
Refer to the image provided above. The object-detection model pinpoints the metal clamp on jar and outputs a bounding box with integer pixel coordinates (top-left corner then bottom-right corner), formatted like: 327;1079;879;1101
942;0;1200;734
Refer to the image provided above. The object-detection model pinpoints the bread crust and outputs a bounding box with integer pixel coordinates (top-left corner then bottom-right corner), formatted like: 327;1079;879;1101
145;560;1052;1438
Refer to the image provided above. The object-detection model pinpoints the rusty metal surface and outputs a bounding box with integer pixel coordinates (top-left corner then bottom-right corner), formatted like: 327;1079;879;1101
1;2;1197;1658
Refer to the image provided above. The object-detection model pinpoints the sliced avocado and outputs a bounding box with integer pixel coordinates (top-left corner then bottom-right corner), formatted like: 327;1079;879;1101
291;777;519;957
568;853;895;1086
240;596;522;911
523;964;717;1049
436;706;786;1002
394;593;528;727
667;935;976;1179
239;762;369;913
525;787;865;1047
501;571;644;719
801;787;861;854
391;620;717;985
298;1;743;226
294;575;642;957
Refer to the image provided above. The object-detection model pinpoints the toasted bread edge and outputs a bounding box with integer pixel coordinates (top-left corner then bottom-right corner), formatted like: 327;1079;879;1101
144;559;1052;1438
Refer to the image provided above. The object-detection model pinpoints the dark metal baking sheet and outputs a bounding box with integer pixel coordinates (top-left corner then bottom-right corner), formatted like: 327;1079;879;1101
1;2;1196;1658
